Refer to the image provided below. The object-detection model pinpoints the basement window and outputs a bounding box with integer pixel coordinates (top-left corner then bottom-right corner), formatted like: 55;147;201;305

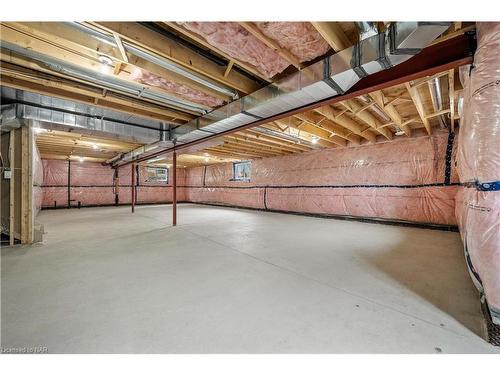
145;166;168;183
233;161;251;182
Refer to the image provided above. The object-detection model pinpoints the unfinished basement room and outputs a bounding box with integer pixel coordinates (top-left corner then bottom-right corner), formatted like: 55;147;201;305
1;12;500;359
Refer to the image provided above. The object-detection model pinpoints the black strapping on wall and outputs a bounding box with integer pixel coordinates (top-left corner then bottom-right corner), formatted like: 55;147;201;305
202;166;207;187
263;187;268;210
67;160;71;208
444;131;455;185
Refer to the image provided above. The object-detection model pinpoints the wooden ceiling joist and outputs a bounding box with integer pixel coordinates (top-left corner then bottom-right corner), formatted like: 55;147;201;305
275;119;340;148
91;22;261;95
313;106;376;143
340;100;393;140
238;22;301;69
405;82;432;135
0;23;220;115
294;112;360;145
310;22;351;51
242;130;313;152
163;22;271;83
1;67;192;123
368;91;411;137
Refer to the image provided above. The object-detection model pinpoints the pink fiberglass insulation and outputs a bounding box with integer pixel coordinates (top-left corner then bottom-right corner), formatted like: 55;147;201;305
130;68;223;108
184;131;458;226
42;160;68;208
32;143;44;217
177;22;291;78
455;22;500;319
255;22;330;63
41;160;186;207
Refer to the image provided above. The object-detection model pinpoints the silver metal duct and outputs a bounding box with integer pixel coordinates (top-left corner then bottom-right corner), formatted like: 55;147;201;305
111;22;450;167
169;22;450;145
1;41;208;115
68;22;239;100
1;103;162;144
427;77;448;129
355;22;378;41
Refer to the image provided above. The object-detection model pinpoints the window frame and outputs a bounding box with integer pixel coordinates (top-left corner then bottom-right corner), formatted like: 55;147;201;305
145;166;169;183
232;161;251;182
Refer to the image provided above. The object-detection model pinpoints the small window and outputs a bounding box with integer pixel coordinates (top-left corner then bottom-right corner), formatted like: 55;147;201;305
233;161;251;181
145;166;168;183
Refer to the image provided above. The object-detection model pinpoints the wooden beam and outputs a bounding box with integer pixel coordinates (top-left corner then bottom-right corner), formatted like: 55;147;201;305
341;100;393;140
239;22;301;69
275;119;341;147
163;22;271;82
405;82;431;135
224;138;289;155
1;23;224;109
294;112;359;145
221;142;282;157
225;134;296;154
242;130;312;152
9;130;15;246
223;61;234;78
425;108;451;119
368;91;411;137
0;64;192;122
310;22;351;51
113;32;128;63
92;22;260;94
313;106;376;143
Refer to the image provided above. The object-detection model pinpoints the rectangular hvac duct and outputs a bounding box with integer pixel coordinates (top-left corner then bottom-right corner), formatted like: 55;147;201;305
170;22;450;146
111;22;450;166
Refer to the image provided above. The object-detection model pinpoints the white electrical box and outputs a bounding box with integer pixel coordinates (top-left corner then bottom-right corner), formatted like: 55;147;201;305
4;170;12;179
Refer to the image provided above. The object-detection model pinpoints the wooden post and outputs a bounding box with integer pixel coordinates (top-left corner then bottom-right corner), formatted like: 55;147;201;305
131;163;135;213
172;151;177;226
20;125;33;244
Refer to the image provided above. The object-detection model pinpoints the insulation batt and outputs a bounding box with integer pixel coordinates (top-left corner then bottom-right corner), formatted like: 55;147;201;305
178;22;291;78
32;143;44;217
455;22;500;317
130;68;223;108
185;131;458;226
41;160;186;207
255;22;331;63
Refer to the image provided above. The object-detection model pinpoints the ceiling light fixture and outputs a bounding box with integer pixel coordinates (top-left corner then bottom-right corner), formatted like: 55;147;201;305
395;127;405;136
78;156;84;162
92;143;99;150
311;136;319;144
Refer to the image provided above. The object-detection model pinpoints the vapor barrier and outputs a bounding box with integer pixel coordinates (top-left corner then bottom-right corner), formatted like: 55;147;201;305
33;141;43;217
455;22;500;323
41;160;186;208
184;130;458;226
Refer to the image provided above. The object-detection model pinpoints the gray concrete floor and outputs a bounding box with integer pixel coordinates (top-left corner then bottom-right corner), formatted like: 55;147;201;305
2;204;499;353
